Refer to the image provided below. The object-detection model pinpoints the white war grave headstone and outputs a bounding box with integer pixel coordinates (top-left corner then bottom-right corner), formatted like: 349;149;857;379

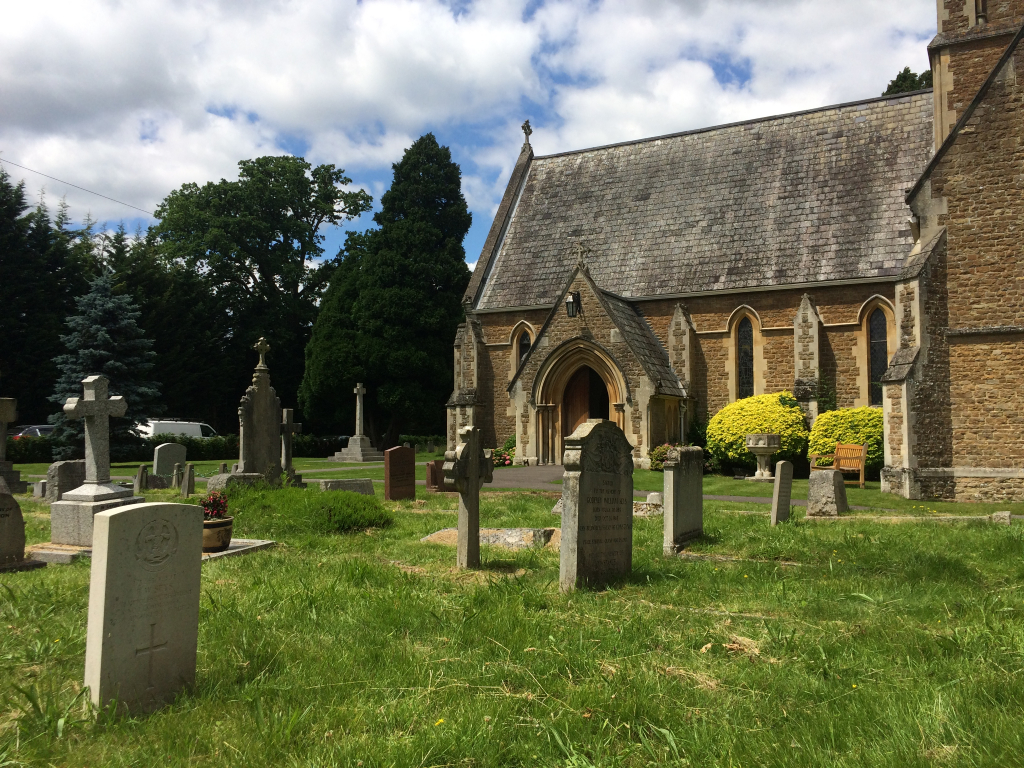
50;376;143;546
329;383;384;462
208;337;283;490
0;397;29;493
84;502;202;714
443;426;493;568
771;460;794;525
153;443;186;478
559;420;634;592
663;446;703;554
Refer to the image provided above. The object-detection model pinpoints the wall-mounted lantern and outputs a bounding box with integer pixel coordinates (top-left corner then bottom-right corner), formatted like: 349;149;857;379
565;290;582;318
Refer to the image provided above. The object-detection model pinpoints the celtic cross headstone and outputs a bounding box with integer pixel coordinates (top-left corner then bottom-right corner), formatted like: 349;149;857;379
443;426;493;568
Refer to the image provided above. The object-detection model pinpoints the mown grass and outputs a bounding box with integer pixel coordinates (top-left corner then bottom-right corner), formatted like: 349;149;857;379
3;486;1024;767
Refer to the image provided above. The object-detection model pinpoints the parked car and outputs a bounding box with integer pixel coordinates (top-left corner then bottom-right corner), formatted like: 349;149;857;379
12;425;54;439
137;420;218;438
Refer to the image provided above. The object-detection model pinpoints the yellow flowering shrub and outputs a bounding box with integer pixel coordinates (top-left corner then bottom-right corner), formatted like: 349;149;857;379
706;391;808;469
808;407;884;470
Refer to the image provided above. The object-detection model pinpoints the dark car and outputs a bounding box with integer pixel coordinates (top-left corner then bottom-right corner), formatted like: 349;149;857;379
13;425;54;439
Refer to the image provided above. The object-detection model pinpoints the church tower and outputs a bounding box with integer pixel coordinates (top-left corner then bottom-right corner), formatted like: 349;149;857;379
930;0;1024;150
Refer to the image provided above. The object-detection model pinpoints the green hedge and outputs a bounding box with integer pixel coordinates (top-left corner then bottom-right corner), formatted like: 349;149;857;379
5;436;52;464
808;407;884;471
706;391;809;471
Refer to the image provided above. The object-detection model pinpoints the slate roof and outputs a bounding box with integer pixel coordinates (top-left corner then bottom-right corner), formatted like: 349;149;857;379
473;91;934;311
601;291;686;398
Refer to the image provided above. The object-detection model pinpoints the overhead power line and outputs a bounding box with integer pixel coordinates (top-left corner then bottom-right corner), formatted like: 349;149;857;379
0;157;153;215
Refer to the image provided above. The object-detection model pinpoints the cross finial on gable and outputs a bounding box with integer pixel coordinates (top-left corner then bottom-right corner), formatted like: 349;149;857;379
573;241;591;272
254;337;270;369
521;119;532;145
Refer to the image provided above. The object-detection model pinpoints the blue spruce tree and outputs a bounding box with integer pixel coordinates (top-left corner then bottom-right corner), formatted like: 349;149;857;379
49;274;163;459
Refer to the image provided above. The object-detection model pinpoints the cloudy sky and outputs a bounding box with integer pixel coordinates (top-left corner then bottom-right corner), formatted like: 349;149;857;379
0;0;936;265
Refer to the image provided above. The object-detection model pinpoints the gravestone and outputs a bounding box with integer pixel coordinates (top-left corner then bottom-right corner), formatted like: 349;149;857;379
309;478;374;495
771;460;794;525
425;459;445;491
385;446;416;501
153;443;186;478
807;470;848;517
134;465;148;495
49;376;143;546
428;443;436;453
171;463;183;491
33;481;46;498
1;477;44;571
280;408;304;486
45;460;86;503
180;464;195;497
443;426;494;568
329;383;384;462
559;420;634;592
0;398;28;494
663;446;703;555
84;502;202;714
218;463;228;475
235;337;282;483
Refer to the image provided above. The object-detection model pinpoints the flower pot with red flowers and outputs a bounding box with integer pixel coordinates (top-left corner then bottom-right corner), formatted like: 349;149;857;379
201;491;233;553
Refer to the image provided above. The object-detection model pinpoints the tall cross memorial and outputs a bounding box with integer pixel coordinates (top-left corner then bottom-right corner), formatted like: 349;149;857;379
444;426;493;569
329;382;383;462
50;376;142;546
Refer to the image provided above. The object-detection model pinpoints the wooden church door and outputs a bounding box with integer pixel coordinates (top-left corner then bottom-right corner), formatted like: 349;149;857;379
562;367;591;436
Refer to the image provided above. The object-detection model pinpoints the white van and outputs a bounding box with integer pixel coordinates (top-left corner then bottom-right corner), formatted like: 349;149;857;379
138;420;219;438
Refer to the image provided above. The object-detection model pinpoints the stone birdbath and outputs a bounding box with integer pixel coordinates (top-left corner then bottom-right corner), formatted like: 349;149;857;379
745;433;781;481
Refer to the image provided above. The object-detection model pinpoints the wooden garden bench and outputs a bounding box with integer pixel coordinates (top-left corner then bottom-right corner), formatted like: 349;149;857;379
809;442;868;489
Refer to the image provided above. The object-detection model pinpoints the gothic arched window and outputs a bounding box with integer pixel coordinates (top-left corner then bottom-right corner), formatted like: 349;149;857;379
518;331;532;367
869;308;889;406
737;317;754;400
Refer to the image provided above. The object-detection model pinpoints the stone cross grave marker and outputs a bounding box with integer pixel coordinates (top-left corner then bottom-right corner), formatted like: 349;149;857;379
385;446;416;501
443;426;494;568
50;377;140;546
663;446;703;554
281;408;302;477
330;383;384;462
237;337;282;483
0;398;16;463
84;502;202;714
559;420;634;592
153;443;186;478
771;460;794;525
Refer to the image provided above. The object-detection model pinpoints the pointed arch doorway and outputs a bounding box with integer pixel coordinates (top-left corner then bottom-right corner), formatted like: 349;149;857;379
562;366;611;437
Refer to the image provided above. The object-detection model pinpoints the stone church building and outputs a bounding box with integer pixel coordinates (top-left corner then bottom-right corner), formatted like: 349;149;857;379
448;1;1024;502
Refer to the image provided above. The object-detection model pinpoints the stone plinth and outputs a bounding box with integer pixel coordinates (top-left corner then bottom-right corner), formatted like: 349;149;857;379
385;446;416;501
807;470;848;517
330;435;384;463
745;433;781;481
50;488;142;546
206;473;263;492
0;461;28;495
771;460;794;525
425;459;445;491
663;446;703;554
559;420;634;592
84;502;202;714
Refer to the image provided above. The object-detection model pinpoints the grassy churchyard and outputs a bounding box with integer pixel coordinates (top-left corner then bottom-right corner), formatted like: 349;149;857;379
4;477;1024;767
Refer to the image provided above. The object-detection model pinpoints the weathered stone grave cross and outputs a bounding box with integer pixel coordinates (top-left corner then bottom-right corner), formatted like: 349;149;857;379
281;408;302;475
444;426;493;569
64;375;126;490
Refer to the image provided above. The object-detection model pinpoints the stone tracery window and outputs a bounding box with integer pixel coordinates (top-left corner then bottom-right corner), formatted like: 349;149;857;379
868;308;889;406
518;331;532;367
737;317;754;400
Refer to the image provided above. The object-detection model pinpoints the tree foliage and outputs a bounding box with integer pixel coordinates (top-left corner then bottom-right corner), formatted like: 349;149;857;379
883;66;933;96
300;134;472;445
49;275;162;460
153;155;372;416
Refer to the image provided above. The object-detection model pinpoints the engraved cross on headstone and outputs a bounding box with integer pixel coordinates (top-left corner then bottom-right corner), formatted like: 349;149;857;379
0;397;17;464
444;426;493;569
63;375;127;485
353;383;366;437
280;408;302;473
135;622;168;690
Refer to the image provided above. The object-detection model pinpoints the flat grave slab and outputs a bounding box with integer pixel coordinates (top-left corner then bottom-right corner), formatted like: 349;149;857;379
421;527;558;551
201;538;275;562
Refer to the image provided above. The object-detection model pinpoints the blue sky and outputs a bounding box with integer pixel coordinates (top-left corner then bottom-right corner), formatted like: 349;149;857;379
0;0;936;268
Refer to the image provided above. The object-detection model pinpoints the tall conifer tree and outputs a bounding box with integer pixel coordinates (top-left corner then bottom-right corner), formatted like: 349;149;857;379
300;134;472;445
49;275;162;459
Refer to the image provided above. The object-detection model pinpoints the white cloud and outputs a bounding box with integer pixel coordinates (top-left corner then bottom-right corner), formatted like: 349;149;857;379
0;0;937;240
